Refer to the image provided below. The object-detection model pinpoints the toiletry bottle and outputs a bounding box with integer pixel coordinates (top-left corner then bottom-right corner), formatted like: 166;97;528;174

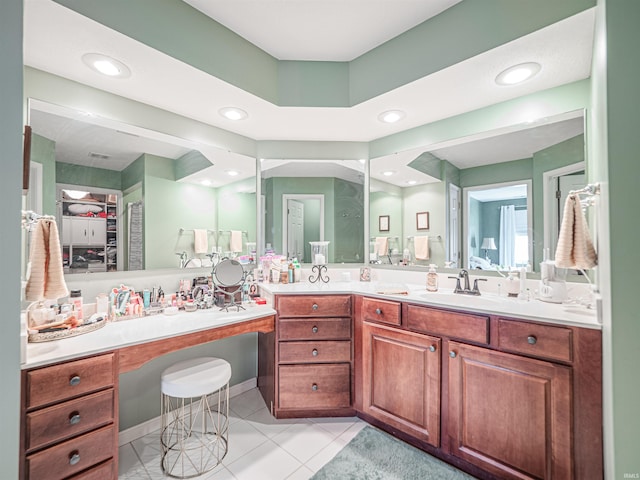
506;271;520;297
288;261;294;283
293;259;301;282
426;264;439;292
70;289;83;320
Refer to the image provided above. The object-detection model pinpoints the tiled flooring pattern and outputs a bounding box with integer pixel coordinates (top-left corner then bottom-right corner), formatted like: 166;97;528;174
118;388;366;479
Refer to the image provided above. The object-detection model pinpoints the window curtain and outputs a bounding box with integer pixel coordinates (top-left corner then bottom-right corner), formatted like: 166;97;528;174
499;205;516;267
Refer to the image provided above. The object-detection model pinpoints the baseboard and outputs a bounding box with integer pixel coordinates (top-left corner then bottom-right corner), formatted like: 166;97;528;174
118;377;258;446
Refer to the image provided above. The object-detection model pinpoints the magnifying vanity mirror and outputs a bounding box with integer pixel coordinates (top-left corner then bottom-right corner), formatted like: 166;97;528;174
26;99;258;274
370;109;586;274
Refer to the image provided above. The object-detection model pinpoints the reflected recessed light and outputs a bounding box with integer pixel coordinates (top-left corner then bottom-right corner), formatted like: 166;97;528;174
82;53;131;78
219;107;248;121
378;110;405;124
382;170;395;176
359;159;366;164
226;170;239;176
201;179;212;186
495;62;541;86
407;180;417;185
63;189;90;200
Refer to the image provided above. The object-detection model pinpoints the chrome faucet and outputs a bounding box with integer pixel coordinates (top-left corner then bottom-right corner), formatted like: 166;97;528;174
449;269;487;296
176;251;188;268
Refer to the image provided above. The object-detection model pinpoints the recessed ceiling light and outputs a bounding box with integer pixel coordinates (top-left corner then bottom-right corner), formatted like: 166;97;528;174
63;189;90;200
82;53;131;78
382;170;395;176
407;180;417;185
219;107;248;121
201;179;212;186
359;159;366;164
378;110;405;124
495;62;541;86
226;170;239;176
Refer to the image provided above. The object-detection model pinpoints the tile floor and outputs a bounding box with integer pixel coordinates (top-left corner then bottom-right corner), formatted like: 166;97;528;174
118;388;366;479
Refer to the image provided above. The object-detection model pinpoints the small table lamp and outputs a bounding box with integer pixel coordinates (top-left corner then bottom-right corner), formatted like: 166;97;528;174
480;237;497;262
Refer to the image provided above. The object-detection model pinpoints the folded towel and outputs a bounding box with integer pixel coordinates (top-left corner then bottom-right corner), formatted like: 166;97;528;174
230;230;243;253
25;218;69;301
193;229;208;254
375;237;389;256
555;194;598;269
414;236;430;260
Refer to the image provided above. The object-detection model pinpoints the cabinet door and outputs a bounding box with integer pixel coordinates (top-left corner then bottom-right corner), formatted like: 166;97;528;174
86;218;106;245
70;218;90;245
448;341;572;480
361;321;440;447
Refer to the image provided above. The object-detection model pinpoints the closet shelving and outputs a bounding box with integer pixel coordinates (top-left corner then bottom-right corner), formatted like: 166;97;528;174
60;190;119;273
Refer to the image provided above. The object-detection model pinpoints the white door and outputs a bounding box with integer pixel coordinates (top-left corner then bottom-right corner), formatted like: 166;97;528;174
287;199;304;261
448;184;461;267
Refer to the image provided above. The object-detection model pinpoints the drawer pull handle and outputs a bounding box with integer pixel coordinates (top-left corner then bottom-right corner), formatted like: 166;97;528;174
449;351;457;358
311;383;318;391
69;375;81;387
527;335;537;345
312;326;318;334
429;345;436;352
312;349;319;356
375;308;382;315
69;451;81;466
312;303;319;311
69;412;81;425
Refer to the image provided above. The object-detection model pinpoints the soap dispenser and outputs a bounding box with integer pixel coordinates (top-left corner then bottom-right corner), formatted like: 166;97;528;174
426;264;439;292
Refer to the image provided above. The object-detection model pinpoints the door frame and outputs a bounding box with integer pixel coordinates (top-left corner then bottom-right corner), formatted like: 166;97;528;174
281;194;324;259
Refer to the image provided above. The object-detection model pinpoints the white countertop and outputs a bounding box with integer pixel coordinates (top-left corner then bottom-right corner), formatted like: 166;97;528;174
260;281;601;330
24;305;276;370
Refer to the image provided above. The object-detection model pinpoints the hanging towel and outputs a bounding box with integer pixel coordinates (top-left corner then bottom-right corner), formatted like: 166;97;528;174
25;218;69;301
193;229;208;255
230;230;243;253
555;194;598;269
375;237;389;256
414;236;430;260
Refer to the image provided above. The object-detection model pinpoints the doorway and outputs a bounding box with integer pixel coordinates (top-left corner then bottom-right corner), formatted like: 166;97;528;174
282;194;324;262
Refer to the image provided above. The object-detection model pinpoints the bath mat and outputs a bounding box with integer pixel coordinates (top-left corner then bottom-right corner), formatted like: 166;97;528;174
311;426;476;480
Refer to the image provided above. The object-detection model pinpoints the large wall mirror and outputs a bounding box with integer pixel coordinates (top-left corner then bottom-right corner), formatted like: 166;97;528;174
369;109;586;274
260;159;365;264
27;99;257;274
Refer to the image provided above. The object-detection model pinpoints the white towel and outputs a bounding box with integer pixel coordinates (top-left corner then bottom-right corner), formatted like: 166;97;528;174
375;237;389;256
414;236;430;260
230;230;243;253
555;194;598;269
25;218;69;301
193;229;208;254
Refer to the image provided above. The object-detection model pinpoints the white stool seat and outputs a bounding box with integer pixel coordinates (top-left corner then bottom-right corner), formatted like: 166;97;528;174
160;356;231;478
161;357;231;398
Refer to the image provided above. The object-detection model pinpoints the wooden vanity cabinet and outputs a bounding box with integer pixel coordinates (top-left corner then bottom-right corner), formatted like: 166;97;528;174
354;296;603;480
20;352;118;480
361;320;441;447
261;294;354;418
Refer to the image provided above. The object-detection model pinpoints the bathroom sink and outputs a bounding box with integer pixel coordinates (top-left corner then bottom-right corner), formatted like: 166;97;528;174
418;291;504;308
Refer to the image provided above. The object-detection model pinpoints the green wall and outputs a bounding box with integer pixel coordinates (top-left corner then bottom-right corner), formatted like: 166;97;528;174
30;133;57;215
1;0;22;476
369;189;403;256
56;161;122;190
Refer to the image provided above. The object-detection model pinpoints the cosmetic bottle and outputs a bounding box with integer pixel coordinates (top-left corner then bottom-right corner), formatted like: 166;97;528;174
426;264;439;292
70;290;83;320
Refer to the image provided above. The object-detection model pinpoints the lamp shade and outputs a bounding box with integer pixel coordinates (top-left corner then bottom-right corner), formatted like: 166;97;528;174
480;237;497;250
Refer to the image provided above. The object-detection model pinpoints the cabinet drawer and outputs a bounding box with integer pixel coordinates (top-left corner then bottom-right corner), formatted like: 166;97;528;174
26;389;115;452
279;318;351;341
497;319;573;362
26;425;115;480
279;341;351;364
69;459;115;480
25;354;116;410
277;295;351;317
279;364;350;409
362;297;401;326
406;304;489;344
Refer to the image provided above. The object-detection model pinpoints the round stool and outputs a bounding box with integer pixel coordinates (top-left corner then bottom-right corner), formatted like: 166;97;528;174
160;357;231;478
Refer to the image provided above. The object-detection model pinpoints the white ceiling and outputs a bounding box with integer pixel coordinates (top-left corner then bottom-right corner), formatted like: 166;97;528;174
182;0;462;61
24;0;594;185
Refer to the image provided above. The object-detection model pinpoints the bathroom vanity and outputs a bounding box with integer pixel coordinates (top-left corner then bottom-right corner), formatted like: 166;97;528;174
258;282;603;480
19;309;276;480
